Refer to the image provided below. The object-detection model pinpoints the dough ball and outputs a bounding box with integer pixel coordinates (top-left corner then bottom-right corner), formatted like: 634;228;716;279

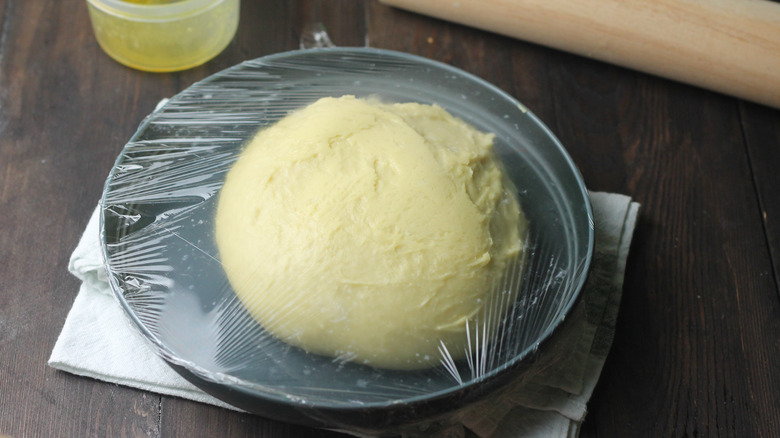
215;96;526;369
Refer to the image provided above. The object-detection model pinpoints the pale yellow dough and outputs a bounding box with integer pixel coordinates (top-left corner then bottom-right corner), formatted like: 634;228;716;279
216;96;526;369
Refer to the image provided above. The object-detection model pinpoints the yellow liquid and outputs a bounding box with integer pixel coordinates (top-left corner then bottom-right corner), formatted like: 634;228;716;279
87;0;239;72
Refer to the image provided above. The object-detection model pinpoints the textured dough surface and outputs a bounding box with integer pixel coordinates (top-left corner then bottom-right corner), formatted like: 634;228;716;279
215;96;526;369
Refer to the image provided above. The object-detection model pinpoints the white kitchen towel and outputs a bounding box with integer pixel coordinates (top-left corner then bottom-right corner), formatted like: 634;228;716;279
49;191;638;437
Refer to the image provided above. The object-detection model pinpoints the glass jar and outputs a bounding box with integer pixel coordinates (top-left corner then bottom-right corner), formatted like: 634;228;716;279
86;0;240;72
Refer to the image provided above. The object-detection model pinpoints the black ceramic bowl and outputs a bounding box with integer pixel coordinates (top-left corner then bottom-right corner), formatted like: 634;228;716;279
100;48;593;435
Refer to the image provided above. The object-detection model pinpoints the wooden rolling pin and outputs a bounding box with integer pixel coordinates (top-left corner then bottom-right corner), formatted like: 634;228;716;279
380;0;780;109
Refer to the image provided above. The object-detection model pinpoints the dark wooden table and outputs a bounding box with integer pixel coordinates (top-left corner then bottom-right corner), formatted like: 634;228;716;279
2;1;779;436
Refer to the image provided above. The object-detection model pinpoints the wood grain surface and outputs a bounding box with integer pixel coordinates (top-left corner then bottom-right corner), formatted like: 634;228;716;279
1;1;779;437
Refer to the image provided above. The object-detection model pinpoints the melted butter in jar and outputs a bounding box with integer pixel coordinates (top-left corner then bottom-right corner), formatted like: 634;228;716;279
86;0;239;72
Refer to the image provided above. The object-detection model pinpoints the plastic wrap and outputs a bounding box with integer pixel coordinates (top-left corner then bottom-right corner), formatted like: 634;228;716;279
100;48;593;435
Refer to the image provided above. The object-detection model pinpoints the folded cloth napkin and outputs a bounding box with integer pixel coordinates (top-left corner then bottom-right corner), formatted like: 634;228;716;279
49;192;638;437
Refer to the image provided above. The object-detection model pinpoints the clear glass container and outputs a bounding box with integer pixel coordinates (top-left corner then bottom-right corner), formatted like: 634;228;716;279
86;0;239;72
